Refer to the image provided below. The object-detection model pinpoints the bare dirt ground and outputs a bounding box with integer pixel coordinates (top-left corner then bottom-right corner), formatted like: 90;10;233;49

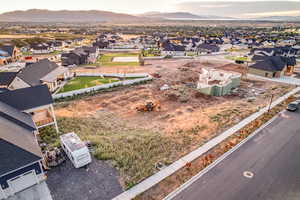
0;34;35;39
53;58;294;188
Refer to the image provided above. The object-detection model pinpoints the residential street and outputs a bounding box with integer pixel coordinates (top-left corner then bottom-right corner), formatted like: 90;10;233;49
169;110;300;200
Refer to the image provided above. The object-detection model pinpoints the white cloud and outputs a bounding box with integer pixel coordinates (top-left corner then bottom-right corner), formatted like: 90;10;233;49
244;10;300;17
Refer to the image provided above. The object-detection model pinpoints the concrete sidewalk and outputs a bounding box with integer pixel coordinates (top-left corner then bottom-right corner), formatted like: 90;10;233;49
112;87;300;200
248;74;300;86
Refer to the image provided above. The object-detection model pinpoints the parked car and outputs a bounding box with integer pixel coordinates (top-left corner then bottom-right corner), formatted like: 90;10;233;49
286;101;299;112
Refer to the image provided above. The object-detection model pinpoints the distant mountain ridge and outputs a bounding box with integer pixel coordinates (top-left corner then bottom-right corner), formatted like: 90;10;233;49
0;9;143;22
138;12;232;20
0;9;297;22
255;16;300;21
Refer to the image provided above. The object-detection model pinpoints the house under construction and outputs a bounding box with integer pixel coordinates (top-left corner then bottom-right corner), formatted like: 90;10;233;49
197;68;241;96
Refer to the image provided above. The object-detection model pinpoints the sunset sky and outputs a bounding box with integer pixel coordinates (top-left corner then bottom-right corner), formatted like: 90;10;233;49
2;0;300;18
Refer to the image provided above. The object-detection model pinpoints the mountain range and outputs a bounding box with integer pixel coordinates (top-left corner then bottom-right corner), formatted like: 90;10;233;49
137;12;231;20
0;9;143;22
0;9;299;22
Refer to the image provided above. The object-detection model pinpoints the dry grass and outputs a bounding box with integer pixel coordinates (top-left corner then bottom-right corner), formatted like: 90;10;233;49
39;112;194;189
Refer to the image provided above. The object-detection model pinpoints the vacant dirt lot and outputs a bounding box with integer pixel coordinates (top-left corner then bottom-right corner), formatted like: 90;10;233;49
45;58;294;189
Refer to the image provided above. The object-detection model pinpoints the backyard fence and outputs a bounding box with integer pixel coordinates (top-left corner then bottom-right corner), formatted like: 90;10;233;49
52;73;152;100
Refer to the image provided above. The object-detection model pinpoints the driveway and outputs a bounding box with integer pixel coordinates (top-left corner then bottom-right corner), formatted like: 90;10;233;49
46;157;123;200
7;182;52;200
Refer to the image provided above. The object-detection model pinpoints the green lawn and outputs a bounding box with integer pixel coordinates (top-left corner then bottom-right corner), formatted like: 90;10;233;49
225;56;250;62
96;52;140;67
58;76;119;93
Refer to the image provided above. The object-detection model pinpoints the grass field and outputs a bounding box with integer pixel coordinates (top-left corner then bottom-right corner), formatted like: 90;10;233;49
39;116;182;189
225;55;250;62
58;76;119;93
96;53;140;67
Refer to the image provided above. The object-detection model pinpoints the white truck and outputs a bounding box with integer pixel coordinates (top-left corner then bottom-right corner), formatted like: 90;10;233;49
60;132;92;168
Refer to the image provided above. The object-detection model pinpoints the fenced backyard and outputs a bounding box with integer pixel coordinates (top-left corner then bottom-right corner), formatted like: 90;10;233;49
53;73;153;99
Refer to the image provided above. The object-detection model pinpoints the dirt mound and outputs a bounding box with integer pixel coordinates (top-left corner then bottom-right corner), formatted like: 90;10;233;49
183;62;202;68
220;63;245;75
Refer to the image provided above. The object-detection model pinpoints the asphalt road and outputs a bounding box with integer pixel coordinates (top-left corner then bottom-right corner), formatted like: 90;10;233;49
171;110;300;200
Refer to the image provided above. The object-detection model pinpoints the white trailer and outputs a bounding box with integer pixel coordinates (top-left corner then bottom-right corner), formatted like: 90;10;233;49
60;132;92;168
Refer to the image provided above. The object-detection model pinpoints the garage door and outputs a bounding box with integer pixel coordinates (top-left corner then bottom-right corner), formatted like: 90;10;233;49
0;188;5;200
8;171;38;194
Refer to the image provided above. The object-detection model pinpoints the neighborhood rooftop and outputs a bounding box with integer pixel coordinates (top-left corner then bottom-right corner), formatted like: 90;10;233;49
0;84;53;111
0;101;36;131
16;59;62;86
0;139;41;177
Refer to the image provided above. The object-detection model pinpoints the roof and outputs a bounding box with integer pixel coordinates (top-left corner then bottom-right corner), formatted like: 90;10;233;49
0;85;53;111
0;101;42;174
161;41;185;52
41;66;68;82
82;46;97;54
0;101;36;131
197;44;220;52
250;56;286;72
0;72;18;86
0;139;41;177
16;59;60;86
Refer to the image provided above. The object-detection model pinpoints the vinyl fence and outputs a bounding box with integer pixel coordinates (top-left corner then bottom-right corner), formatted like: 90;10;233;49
52;73;152;100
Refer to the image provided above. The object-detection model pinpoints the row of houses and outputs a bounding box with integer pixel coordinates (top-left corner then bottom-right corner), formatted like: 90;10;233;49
24;38;89;55
160;39;220;56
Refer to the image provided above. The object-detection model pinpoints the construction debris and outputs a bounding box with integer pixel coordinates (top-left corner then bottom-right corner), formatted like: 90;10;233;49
136;100;161;112
160;84;170;91
45;148;65;168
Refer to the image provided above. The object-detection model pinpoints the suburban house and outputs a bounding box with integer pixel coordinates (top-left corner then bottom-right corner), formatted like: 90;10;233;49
47;41;64;51
0;85;58;132
250;47;297;77
61;46;98;66
81;46;99;63
196;43;220;54
30;43;52;54
0;101;46;199
61;49;88;66
0;45;20;65
161;40;186;56
8;59;70;92
93;40;109;49
249;56;295;78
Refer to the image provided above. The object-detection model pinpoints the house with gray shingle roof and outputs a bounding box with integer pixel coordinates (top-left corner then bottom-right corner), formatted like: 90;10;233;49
0;100;48;199
249;56;292;78
8;59;70;92
0;85;58;132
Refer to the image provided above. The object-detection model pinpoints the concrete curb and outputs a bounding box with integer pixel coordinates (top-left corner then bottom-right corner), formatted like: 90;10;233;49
163;111;282;200
112;87;300;200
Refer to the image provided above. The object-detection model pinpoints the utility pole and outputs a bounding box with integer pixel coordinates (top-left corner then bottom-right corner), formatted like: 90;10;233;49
268;93;275;112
